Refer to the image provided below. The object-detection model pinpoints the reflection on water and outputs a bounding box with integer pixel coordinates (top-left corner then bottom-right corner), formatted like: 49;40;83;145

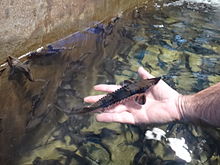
0;0;220;164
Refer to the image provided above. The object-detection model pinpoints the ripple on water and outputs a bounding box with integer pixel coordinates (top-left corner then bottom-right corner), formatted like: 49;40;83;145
8;0;220;164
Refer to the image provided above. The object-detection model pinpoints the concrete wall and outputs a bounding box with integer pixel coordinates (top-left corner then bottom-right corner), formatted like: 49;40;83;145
0;0;147;61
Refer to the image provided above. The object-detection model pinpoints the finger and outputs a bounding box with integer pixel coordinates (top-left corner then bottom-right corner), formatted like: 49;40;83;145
94;84;121;92
138;66;154;79
103;104;128;113
96;111;135;124
84;95;106;103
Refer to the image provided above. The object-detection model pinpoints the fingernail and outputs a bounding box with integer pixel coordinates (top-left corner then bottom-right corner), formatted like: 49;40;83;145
138;66;144;71
84;97;90;101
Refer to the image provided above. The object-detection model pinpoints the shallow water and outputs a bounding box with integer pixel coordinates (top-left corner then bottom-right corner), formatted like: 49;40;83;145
1;0;220;164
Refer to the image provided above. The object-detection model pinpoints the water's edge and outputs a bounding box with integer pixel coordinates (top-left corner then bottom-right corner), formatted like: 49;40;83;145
0;0;149;61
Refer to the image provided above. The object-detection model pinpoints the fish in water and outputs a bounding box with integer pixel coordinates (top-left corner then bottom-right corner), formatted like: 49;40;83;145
6;56;34;81
6;56;45;82
72;77;161;114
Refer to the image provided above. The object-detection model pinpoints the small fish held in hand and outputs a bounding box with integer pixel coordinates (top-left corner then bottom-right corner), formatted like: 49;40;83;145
73;77;161;114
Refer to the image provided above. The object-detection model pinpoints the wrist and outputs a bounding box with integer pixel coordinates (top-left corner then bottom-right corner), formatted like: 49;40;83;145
177;94;198;123
177;94;187;121
176;94;192;122
167;94;185;121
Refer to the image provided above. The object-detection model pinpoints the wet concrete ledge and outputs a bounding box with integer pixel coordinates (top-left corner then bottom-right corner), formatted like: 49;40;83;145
0;0;148;61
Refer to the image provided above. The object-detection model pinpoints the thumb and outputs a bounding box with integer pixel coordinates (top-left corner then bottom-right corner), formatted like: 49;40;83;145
138;67;154;79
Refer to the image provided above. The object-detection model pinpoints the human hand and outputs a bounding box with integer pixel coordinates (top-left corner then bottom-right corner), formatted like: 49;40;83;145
84;67;182;124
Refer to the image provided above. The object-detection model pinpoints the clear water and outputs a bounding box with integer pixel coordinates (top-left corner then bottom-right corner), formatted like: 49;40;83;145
2;0;220;164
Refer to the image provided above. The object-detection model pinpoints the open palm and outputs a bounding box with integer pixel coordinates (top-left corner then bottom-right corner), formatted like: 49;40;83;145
84;67;182;124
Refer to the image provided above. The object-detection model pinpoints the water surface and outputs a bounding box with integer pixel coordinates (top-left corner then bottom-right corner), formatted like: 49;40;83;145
2;0;220;164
